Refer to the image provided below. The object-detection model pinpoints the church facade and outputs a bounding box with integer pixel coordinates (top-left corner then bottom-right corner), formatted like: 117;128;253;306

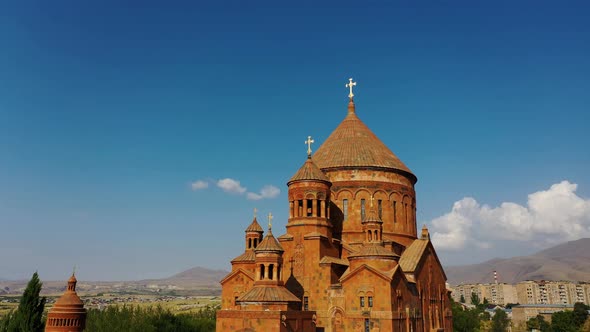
216;80;452;332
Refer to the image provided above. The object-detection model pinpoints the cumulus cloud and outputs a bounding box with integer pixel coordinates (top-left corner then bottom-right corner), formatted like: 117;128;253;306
246;185;281;201
216;178;247;194
190;180;209;191
429;181;590;251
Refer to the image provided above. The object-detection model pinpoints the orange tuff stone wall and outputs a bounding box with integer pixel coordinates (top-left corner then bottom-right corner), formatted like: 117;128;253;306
216;309;316;332
327;169;417;247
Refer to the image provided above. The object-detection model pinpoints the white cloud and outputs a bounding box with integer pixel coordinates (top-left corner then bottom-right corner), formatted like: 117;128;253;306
190;180;209;191
216;178;247;194
429;181;590;251
247;185;281;201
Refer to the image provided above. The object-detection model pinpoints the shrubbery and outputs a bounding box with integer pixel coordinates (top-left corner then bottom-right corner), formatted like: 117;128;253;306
85;304;217;332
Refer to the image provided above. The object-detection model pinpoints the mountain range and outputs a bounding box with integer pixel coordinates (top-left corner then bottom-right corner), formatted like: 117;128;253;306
445;238;590;285
2;239;589;294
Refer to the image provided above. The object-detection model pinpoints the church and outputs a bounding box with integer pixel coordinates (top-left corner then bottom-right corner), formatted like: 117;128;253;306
216;79;452;332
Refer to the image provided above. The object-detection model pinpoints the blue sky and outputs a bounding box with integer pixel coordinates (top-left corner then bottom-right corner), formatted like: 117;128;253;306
1;1;589;281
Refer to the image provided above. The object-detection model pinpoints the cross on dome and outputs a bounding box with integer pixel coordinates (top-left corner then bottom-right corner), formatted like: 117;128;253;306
346;78;357;99
305;136;315;157
253;208;258;218
267;212;273;230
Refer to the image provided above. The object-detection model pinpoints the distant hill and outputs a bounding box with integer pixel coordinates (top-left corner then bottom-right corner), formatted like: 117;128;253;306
446;238;590;285
0;266;228;296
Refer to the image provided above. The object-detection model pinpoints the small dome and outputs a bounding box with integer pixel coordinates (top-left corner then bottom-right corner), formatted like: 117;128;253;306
363;208;381;223
245;217;264;233
255;231;284;253
288;157;330;185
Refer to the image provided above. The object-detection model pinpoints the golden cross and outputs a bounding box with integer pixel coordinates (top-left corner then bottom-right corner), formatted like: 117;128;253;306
267;212;273;230
346;78;357;99
305;136;315;156
253;208;258;218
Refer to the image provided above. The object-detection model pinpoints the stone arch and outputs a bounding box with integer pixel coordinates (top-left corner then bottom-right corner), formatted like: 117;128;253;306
353;188;371;200
335;189;353;201
329;306;345;332
373;189;389;201
305;192;317;199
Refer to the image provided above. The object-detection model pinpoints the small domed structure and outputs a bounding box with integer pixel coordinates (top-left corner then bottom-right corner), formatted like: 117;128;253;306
45;273;86;332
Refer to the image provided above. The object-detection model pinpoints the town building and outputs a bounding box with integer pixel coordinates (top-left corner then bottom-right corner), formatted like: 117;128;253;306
452;283;517;306
511;304;573;329
45;273;87;332
216;80;452;332
515;280;590;305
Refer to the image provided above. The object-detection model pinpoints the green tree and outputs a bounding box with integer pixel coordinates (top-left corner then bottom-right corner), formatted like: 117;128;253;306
491;308;509;332
4;272;46;332
551;310;576;332
573;302;590;328
526;315;540;330
538;315;551;332
471;292;481;306
460;294;466;303
451;300;481;332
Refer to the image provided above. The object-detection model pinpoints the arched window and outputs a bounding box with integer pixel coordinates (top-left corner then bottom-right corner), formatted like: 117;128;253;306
268;264;274;280
368;231;372;241
260;264;265;280
248;238;252;249
361;199;366;220
343;199;349;221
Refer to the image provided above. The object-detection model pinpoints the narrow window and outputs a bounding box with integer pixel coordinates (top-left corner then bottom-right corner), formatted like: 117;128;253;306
234;296;238;305
248;238;252;249
365;318;370;332
393;201;397;223
378;199;382;218
303;296;309;310
361;199;366;220
260;264;265;280
360;296;365;307
368;296;373;307
343;199;348;221
268;264;274;280
307;199;313;216
405;203;408;224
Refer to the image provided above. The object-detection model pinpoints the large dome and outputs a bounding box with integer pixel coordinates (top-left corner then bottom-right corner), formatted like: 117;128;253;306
312;101;416;183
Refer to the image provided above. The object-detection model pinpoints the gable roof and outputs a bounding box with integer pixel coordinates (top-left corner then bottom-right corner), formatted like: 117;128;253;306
399;239;447;280
399;239;429;273
340;264;399;284
220;268;255;285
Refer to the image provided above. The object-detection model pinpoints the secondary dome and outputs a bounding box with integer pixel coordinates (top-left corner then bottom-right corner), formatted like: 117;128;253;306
312;100;416;183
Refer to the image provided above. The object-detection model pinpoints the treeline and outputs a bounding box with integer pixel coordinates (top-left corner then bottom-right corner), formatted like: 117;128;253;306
452;293;590;332
85;305;216;332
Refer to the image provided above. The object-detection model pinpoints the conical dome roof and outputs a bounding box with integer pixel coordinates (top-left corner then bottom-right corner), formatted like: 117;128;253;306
255;230;284;253
288;156;330;185
245;217;264;233
53;274;84;307
363;207;381;223
313;101;416;183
